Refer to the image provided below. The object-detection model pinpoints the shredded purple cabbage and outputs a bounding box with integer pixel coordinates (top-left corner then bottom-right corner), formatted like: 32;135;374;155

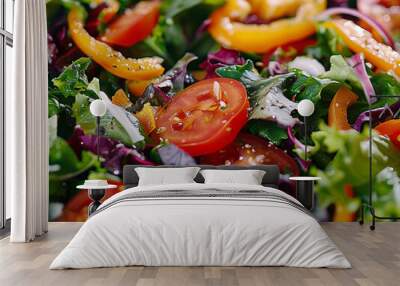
69;127;154;175
328;0;349;8
158;144;196;166
48;34;58;65
352;101;400;131
51;19;68;52
200;48;245;78
85;3;108;36
242;14;268;25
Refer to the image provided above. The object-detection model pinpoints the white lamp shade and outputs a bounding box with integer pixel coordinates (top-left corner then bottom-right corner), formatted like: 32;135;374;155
90;99;107;117
297;99;315;117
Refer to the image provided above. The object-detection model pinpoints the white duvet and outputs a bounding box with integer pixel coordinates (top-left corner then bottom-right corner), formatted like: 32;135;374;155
50;183;351;269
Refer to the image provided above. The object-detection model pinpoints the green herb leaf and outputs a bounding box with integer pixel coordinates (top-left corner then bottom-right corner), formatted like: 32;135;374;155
371;73;400;96
216;60;254;80
246;120;288;145
289;70;338;103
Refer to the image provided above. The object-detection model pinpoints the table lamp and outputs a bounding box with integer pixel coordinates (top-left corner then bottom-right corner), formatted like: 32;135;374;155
89;99;107;161
297;99;315;161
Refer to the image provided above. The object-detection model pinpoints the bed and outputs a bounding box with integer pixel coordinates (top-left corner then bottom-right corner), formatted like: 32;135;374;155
50;165;351;269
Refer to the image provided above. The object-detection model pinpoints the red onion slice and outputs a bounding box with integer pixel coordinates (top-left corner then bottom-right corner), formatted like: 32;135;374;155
287;127;306;151
288;127;313;168
347;53;376;104
317;7;395;49
268;61;287;75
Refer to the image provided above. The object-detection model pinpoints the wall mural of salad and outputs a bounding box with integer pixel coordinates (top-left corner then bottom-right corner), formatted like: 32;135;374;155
47;0;400;222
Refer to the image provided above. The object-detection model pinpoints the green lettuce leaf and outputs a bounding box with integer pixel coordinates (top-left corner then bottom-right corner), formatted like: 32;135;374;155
48;96;60;118
72;93;96;134
49;137;96;180
320;55;361;90
305;124;400;213
52;57;96;98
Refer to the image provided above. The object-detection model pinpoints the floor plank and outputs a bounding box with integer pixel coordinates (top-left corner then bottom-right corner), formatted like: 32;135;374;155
0;222;398;286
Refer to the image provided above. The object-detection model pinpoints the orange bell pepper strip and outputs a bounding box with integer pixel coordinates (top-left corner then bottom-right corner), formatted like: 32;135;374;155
328;86;359;130
208;0;326;53
375;119;400;149
67;5;164;80
323;19;400;76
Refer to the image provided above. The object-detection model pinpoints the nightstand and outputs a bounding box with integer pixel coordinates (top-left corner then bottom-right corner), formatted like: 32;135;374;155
289;176;320;210
77;180;117;216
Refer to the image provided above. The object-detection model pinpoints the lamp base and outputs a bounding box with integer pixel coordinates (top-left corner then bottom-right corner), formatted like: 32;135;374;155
88;189;106;216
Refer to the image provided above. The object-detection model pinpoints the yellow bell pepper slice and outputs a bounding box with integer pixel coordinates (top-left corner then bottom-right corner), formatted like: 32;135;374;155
248;0;303;21
208;0;326;53
127;79;155;97
67;5;164;80
112;89;132;108
135;103;157;135
324;19;400;76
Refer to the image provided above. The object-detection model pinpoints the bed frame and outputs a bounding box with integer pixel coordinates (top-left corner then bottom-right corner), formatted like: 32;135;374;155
123;165;280;189
85;165;281;216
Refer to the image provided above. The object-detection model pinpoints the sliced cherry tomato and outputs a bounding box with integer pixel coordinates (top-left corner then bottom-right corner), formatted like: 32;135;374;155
375;119;400;149
101;0;160;47
200;133;300;176
155;78;249;156
328;86;358;130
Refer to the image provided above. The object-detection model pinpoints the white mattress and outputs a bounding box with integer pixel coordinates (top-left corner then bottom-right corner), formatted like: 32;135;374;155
50;183;351;269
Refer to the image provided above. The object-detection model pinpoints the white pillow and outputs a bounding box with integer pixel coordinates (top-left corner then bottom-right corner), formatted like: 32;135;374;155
200;169;266;185
135;167;200;186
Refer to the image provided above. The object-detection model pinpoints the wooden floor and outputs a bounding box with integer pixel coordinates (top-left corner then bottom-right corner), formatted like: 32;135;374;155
0;222;399;286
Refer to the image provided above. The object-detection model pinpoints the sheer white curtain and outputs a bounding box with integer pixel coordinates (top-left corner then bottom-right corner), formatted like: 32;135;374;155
7;0;48;242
